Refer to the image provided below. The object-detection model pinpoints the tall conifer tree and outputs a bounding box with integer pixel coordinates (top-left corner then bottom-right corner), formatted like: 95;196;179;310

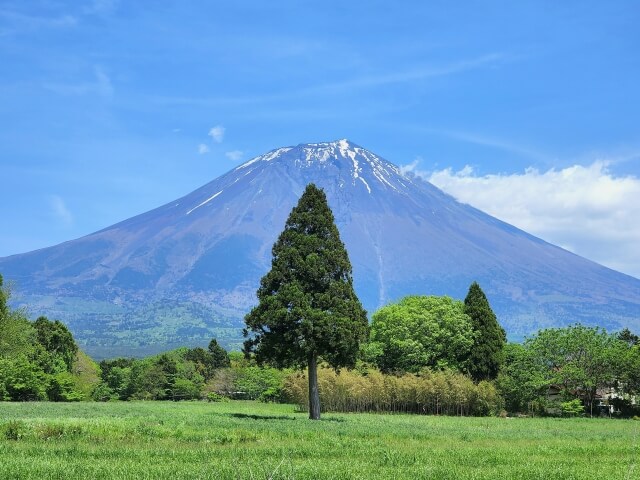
244;184;368;419
464;281;506;381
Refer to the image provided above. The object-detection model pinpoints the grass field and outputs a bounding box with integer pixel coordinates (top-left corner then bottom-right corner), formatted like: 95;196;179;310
0;401;638;479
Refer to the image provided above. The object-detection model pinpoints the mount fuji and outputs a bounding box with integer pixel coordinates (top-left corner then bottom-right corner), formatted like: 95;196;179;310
1;139;639;358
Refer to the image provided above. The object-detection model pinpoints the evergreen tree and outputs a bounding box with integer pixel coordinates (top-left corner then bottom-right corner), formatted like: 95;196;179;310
617;327;639;346
208;339;231;369
244;184;368;419
464;282;506;381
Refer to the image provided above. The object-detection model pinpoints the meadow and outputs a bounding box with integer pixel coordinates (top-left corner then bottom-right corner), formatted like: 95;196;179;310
0;401;638;479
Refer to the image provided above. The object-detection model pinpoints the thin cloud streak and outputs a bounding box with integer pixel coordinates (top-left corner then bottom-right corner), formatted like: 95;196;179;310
0;9;77;35
49;195;73;226
149;53;508;108
43;66;114;98
426;128;550;163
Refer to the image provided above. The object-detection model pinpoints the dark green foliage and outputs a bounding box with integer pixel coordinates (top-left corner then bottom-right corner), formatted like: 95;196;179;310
496;343;549;414
183;340;230;381
98;359;135;400
368;295;475;373
464;282;506;381
184;347;214;379
617;327;639;346
208;339;231;369
244;184;368;418
33;316;78;373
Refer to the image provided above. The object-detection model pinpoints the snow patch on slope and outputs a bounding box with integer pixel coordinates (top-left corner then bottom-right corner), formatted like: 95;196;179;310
186;190;223;215
236;147;293;169
359;177;372;194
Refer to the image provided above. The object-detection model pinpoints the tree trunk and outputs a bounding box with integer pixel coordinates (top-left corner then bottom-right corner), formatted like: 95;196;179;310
308;353;321;420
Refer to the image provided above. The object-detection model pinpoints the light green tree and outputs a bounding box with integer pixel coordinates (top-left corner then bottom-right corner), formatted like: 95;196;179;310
369;295;475;373
526;324;628;416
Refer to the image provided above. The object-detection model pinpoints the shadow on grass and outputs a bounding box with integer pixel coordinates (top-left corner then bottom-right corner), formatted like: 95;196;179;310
228;413;297;421
228;413;346;422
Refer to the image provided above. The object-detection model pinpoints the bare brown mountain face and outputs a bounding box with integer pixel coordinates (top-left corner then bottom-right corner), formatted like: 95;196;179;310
1;140;639;358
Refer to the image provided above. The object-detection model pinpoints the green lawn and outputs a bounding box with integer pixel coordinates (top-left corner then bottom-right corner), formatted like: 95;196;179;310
0;401;638;479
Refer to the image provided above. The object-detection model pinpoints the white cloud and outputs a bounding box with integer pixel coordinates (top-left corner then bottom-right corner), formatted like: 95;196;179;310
198;144;210;154
225;150;243;161
208;125;225;143
403;161;640;279
49;195;73;226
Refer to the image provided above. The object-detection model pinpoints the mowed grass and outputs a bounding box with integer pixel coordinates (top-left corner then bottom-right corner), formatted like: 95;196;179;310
0;401;638;479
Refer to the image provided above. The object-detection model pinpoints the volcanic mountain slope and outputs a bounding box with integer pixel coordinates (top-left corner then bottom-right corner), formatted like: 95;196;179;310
1;139;639;358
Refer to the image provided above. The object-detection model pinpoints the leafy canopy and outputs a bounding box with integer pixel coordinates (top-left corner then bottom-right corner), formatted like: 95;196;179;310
369;295;474;373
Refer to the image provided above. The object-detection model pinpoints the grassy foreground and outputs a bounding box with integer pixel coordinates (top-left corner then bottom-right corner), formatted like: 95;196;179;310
0;401;638;479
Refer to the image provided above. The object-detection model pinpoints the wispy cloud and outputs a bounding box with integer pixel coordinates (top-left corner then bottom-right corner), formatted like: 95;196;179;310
1;1;117;36
150;53;509;107
82;0;119;16
422;128;550;163
0;9;77;36
49;195;73;226
43;65;114;97
305;53;507;94
403;160;640;278
208;125;225;143
225;150;243;161
197;143;210;154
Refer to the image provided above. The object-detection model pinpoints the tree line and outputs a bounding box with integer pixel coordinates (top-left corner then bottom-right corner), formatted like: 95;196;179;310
1;271;639;417
1;184;639;419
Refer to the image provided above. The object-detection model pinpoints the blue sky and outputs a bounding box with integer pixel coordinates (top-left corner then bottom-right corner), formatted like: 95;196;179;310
1;1;639;277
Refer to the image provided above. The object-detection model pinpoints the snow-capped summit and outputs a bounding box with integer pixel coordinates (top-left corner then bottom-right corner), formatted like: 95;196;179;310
234;139;407;197
1;140;639;357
